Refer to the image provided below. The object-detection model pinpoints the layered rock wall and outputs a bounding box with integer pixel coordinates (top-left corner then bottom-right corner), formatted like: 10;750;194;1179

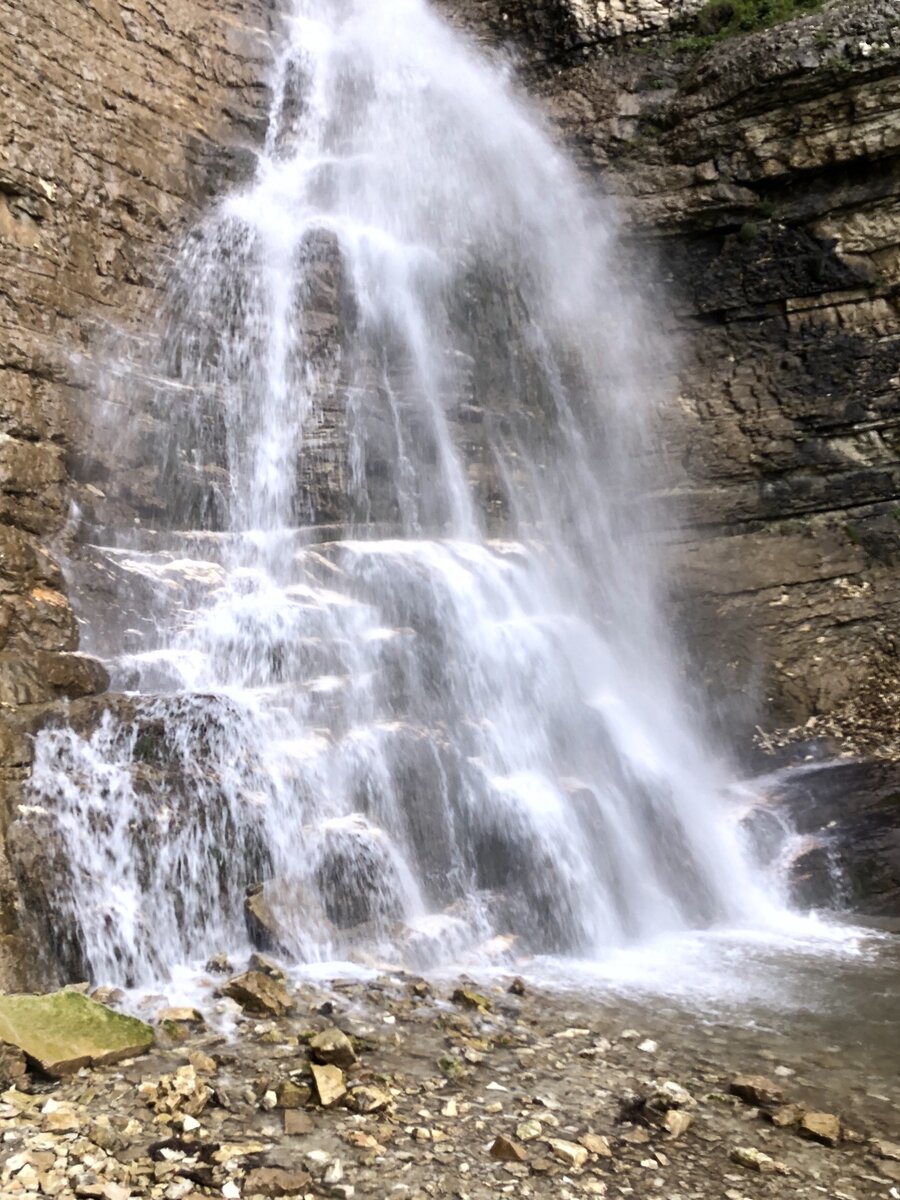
1;0;899;984
442;0;900;745
0;0;272;985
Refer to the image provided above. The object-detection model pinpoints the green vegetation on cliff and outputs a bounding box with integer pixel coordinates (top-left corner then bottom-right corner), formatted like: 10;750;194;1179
678;0;824;50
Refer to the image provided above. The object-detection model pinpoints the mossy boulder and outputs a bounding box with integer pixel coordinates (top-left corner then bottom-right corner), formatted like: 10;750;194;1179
0;991;153;1076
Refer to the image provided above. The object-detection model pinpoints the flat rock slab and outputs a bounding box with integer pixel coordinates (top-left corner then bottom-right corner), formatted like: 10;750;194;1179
0;991;153;1076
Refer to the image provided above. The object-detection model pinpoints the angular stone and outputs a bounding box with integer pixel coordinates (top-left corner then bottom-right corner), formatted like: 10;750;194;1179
220;970;293;1017
579;1132;613;1157
0;991;153;1076
345;1084;389;1113
243;1166;312;1197
662;1109;694;1138
0;1040;29;1089
871;1139;900;1161
730;1146;776;1172
799;1111;841;1146
309;1027;357;1070
158;1007;204;1027
276;1079;311;1109
729;1075;785;1107
769;1102;806;1128
451;987;491;1011
517;1119;542;1141
649;1080;696;1111
140;1065;211;1116
284;1109;313;1135
310;1062;346;1107
547;1138;588;1168
490;1135;527;1162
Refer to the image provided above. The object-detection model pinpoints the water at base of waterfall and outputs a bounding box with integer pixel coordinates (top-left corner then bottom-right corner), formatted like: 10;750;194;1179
19;0;842;994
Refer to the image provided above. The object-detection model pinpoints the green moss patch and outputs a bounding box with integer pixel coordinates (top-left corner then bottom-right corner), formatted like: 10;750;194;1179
677;0;824;51
0;991;153;1077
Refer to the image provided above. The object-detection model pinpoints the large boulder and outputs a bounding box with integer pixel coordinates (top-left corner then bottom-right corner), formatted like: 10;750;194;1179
0;991;153;1076
765;759;900;916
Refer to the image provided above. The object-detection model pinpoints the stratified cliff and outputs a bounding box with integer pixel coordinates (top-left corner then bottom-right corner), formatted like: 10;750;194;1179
0;0;272;985
0;0;898;986
439;0;900;751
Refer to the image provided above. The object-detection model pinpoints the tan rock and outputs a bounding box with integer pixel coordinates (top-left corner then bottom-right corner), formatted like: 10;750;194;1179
490;1135;527;1162
769;1102;806;1127
730;1146;776;1172
799;1111;841;1146
345;1084;390;1113
276;1079;311;1108
662;1109;694;1138
547;1138;589;1168
158;1007;204;1026
871;1139;900;1161
309;1027;357;1069
284;1109;313;1135
220;970;293;1017
310;1062;346;1107
451;987;491;1011
517;1119;543;1141
243;1166;312;1197
579;1132;613;1157
729;1075;785;1107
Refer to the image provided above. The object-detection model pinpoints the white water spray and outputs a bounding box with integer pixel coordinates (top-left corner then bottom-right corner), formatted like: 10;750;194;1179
24;0;778;986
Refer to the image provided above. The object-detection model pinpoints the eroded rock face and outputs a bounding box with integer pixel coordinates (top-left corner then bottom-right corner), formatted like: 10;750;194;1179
1;0;899;992
0;0;274;987
437;0;900;746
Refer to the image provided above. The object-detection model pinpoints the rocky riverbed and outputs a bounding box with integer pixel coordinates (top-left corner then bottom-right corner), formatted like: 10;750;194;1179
1;958;898;1200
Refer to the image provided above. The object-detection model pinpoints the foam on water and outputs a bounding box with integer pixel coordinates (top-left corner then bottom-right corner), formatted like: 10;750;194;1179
22;0;810;990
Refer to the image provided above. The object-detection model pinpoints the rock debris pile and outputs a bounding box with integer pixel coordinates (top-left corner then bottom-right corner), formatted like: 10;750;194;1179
0;968;897;1199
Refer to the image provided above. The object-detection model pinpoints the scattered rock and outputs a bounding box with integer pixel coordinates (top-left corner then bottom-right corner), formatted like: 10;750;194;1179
649;1081;696;1111
284;1109;313;1135
243;1166;312;1197
769;1102;806;1128
798;1111;841;1146
139;1065;211;1116
451;987;491;1012
547;1137;589;1168
871;1139;900;1161
345;1085;389;1114
205;953;233;975
0;1040;29;1089
310;1062;346;1107
507;977;527;996
220;971;293;1017
276;1079;311;1108
490;1135;527;1162
662;1109;694;1138
729;1075;785;1107
517;1119;542;1141
158;1006;205;1027
730;1146;777;1172
309;1027;357;1069
579;1132;613;1157
248;952;287;980
0;991;153;1076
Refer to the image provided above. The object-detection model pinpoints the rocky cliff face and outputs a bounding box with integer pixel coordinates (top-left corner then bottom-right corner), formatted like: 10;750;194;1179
0;0;272;985
439;0;900;751
0;0;898;985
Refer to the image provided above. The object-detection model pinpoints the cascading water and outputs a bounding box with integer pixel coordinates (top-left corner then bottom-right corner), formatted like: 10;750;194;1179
22;0;779;988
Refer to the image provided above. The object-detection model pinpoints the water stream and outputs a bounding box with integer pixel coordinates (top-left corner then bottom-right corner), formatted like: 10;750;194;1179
25;0;790;989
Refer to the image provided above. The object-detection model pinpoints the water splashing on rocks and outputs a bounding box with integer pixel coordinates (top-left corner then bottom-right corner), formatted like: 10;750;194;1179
20;0;778;987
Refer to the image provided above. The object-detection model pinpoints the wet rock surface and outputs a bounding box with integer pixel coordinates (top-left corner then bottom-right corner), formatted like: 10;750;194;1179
0;971;898;1199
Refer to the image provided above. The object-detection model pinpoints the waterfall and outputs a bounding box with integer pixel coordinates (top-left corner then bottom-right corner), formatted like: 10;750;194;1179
22;0;775;987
